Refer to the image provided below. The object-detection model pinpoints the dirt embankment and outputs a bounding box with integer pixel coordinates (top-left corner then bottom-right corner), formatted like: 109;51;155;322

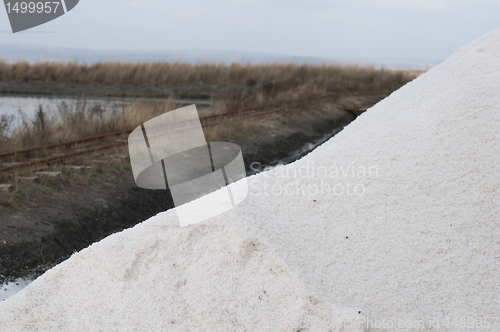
0;80;233;99
0;87;381;283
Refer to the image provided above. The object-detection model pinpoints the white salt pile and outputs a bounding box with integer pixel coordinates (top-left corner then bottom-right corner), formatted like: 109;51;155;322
1;28;500;331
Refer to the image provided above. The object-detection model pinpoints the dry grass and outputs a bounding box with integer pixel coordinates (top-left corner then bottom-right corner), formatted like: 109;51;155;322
204;118;263;143
0;61;416;112
0;60;418;151
0;60;415;88
2;97;262;152
2;97;179;152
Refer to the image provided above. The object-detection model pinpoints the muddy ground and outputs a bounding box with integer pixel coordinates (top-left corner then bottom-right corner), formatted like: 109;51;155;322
0;80;234;99
0;82;383;283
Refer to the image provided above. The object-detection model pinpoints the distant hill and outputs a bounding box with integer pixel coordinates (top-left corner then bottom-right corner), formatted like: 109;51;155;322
0;43;440;69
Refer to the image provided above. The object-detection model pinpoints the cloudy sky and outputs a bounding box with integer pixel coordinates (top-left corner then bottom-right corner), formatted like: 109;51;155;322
0;0;499;62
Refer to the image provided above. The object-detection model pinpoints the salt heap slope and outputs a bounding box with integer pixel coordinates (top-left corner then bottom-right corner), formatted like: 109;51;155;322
2;28;500;331
0;221;363;331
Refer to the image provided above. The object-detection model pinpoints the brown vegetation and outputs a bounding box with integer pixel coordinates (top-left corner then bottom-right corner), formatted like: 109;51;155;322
0;61;416;111
0;61;418;152
0;60;415;89
1;98;178;152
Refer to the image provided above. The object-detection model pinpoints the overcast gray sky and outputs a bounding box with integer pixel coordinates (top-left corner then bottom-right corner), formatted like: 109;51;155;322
1;0;499;62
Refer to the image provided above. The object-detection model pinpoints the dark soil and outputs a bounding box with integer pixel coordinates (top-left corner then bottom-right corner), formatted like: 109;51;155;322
0;80;237;100
0;164;175;283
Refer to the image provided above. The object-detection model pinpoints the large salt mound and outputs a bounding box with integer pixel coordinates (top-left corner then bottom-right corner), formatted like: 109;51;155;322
0;222;363;331
2;28;500;331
